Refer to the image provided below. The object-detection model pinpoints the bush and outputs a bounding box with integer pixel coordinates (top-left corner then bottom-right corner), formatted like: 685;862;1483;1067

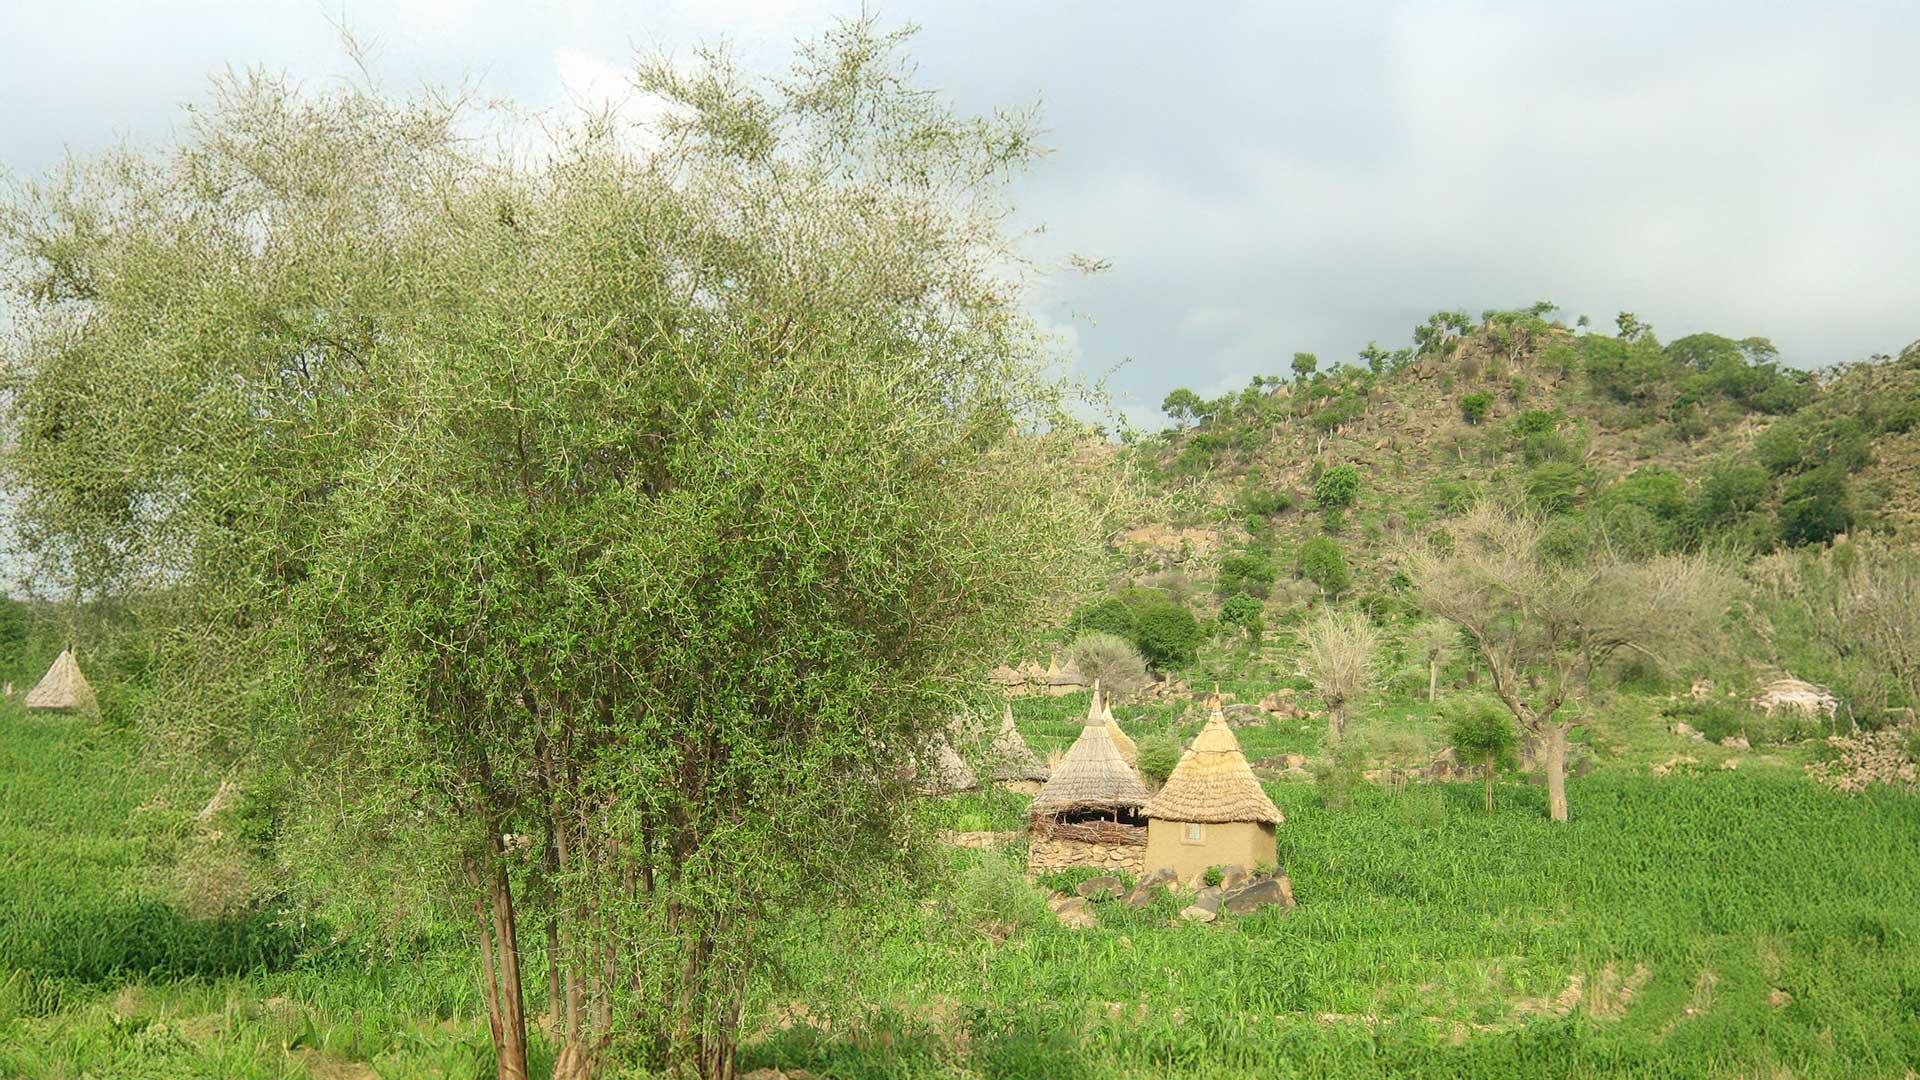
1136;729;1184;785
1778;468;1853;547
1312;465;1362;510
1312;739;1366;809
1296;535;1350;597
1216;551;1277;600
1068;631;1150;700
1430;479;1480;516
1526;462;1586;513
1460;392;1494;425
950;856;1053;938
1134;605;1201;668
1238;486;1293;520
1217;593;1264;643
1068;592;1203;669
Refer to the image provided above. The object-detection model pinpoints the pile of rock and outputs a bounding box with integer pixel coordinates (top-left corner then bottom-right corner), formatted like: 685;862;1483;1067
1806;728;1919;794
1042;863;1296;929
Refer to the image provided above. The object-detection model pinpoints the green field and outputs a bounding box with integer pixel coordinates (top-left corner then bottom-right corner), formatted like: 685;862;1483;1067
3;691;1917;1079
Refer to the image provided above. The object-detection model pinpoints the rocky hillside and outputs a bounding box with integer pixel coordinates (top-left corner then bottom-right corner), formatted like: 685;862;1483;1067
1097;313;1920;624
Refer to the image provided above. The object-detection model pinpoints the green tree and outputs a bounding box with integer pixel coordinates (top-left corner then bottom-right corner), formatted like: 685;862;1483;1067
1460;392;1494;425
1291;351;1320;381
1312;464;1362;510
1444;699;1518;813
1297;535;1350;597
1218;592;1265;644
1161;387;1205;428
0;24;1095;1079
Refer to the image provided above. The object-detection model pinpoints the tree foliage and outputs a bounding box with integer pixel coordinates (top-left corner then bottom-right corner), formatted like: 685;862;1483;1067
0;24;1098;1079
1400;504;1733;821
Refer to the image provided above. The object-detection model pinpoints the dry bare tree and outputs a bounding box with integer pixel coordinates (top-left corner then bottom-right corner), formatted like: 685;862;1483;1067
1754;540;1920;718
1400;504;1734;821
1295;607;1380;741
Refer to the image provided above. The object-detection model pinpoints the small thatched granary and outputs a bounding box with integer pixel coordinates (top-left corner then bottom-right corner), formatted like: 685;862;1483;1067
1141;701;1282;882
23;650;96;712
1099;693;1138;766
915;734;978;796
985;704;1049;793
1025;690;1151;873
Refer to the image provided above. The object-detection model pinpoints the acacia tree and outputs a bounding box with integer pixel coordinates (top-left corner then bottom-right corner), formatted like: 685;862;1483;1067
1400;504;1732;822
1295;607;1379;741
1;24;1097;1080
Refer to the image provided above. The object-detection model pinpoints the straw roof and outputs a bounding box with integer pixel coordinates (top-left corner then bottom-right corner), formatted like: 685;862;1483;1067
986;704;1049;782
1100;697;1138;766
23;650;96;712
916;734;977;795
1142;703;1282;825
1027;684;1150;816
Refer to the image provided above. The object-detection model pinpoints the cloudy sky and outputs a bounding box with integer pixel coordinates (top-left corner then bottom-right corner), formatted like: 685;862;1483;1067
3;0;1917;430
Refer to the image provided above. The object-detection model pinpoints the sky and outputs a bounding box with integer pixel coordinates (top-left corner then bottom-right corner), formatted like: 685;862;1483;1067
2;0;1919;432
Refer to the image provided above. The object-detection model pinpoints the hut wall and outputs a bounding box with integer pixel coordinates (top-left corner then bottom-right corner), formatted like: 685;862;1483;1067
1143;820;1276;881
1026;835;1146;875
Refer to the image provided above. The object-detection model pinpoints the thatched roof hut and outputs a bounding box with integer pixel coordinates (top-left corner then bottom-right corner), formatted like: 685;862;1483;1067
915;734;978;796
1099;691;1138;766
1141;701;1281;880
23;650;96;712
1027;686;1150;818
986;704;1049;784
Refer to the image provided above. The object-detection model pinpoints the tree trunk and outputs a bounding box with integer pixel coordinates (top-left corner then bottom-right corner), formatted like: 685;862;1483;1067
1328;702;1345;743
1428;659;1438;704
1483;751;1495;813
487;857;532;1080
468;852;532;1080
1543;724;1569;822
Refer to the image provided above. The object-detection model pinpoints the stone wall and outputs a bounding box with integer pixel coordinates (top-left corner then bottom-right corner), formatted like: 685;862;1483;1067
1026;835;1145;875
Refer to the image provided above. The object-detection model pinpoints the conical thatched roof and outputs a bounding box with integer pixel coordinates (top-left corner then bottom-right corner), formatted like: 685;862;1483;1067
1027;684;1149;816
916;734;978;795
1100;696;1138;766
986;704;1049;782
23;650;96;712
1142;702;1282;824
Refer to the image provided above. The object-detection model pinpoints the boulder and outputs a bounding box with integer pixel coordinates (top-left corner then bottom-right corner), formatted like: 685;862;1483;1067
1671;721;1706;741
1052;895;1098;929
1224;704;1269;727
1178;904;1217;924
1217;864;1250;891
1222;875;1295;915
1121;881;1163;907
1720;734;1750;750
1075;875;1124;901
1190;886;1223;914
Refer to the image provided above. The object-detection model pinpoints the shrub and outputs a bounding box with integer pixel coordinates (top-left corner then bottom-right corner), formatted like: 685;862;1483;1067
1297;536;1351;597
1445;698;1519;812
1430;479;1480;516
1526;462;1586;513
1321;507;1347;534
1068;592;1204;669
1136;729;1184;786
1312;739;1366;809
1778;468;1853;547
1217;593;1264;643
1312;465;1362;510
1460;392;1494;425
1068;631;1150;700
1238;486;1293;520
1216;551;1277;600
949;856;1055;938
1131;597;1204;668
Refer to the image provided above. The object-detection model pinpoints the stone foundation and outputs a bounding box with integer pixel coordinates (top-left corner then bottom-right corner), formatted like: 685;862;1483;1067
1026;835;1145;874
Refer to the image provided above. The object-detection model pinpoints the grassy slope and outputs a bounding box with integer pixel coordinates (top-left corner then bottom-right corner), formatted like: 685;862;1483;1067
756;693;1920;1079
3;688;1917;1078
0;697;488;1080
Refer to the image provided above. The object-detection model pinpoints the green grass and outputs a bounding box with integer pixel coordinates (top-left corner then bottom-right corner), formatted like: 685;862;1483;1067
3;691;1918;1077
